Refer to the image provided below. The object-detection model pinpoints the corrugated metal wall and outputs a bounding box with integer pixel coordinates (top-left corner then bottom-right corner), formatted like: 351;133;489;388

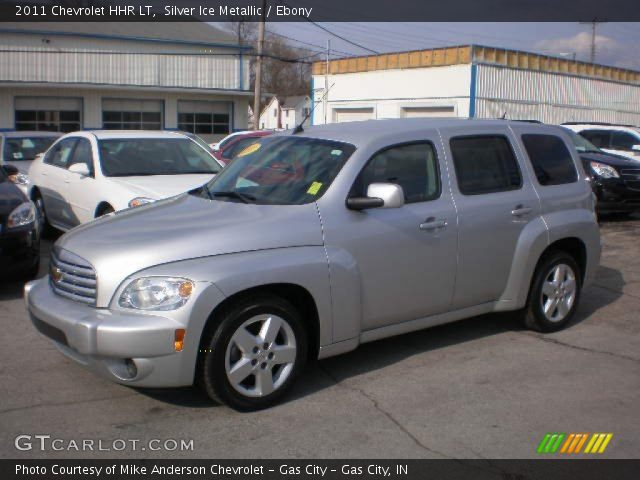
475;64;640;125
0;45;248;91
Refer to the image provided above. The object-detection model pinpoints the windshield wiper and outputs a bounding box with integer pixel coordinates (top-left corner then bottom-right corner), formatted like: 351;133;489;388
212;191;257;203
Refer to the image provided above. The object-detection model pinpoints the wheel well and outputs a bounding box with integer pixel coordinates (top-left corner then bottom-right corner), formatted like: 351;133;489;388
541;237;587;282
95;202;113;217
200;283;321;364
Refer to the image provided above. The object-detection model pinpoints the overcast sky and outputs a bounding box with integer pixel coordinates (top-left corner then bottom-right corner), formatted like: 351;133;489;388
258;22;640;70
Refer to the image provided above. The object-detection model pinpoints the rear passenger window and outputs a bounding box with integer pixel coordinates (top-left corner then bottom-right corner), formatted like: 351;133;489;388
580;130;610;148
521;134;577;186
450;136;521;195
352;142;440;203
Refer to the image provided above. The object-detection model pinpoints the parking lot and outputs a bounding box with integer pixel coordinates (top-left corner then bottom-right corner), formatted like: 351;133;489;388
1;216;638;459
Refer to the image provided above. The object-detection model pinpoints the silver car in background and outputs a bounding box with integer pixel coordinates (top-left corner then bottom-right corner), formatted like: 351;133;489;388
25;119;600;410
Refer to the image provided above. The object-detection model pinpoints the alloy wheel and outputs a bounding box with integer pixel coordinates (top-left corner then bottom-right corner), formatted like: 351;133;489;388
540;263;577;322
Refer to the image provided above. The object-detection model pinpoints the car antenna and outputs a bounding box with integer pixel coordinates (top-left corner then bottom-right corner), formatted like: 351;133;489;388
501;111;507;119
292;83;334;134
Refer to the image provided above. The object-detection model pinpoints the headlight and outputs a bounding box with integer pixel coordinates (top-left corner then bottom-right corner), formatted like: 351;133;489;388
119;277;194;310
128;197;155;208
7;201;36;229
8;172;29;185
590;161;619;178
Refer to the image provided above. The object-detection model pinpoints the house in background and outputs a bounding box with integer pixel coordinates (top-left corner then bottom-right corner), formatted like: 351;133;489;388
0;22;252;143
311;45;640;125
258;95;311;130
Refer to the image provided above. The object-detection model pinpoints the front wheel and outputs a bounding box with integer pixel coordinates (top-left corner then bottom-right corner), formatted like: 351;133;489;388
198;295;307;410
523;252;582;332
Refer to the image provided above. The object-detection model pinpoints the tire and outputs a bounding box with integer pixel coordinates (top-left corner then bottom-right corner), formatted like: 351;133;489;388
32;191;54;238
523;251;582;333
198;295;307;411
96;205;114;217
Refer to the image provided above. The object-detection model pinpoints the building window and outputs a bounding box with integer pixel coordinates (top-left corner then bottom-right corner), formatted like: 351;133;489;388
273;109;277;118
178;112;230;134
177;100;231;135
102;99;163;130
15;97;82;132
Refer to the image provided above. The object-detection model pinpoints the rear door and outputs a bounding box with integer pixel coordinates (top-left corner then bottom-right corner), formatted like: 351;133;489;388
442;126;541;309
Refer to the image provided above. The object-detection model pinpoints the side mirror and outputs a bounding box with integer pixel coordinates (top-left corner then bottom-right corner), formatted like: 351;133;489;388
2;164;19;176
346;182;405;211
632;145;640;152
68;163;90;177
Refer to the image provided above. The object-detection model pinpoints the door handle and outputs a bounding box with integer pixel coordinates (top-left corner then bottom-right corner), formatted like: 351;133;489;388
511;205;533;217
419;217;447;231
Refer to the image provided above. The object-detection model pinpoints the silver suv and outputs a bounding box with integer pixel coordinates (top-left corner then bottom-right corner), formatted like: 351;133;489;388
25;119;601;410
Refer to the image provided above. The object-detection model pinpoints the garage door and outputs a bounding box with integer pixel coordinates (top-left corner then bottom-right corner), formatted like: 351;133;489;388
333;107;374;123
102;99;163;130
401;106;455;118
177;101;231;139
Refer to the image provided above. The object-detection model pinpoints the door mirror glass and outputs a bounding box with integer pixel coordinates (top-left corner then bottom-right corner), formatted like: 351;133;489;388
347;183;405;210
68;162;90;177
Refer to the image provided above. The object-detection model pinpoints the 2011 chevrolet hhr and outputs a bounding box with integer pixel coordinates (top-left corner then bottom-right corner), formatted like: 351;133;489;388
25;119;601;410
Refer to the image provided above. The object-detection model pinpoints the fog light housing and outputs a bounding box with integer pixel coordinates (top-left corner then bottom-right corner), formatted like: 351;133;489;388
125;358;138;378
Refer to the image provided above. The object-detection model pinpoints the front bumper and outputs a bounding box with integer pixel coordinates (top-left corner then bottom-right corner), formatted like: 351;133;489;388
24;277;194;387
592;178;640;213
0;223;39;278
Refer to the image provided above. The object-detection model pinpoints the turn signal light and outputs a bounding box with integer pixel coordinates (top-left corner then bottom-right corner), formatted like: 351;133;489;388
175;329;186;352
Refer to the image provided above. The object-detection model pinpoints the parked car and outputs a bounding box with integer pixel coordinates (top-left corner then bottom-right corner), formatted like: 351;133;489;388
213;130;273;165
28;130;224;232
564;128;640;215
25;119;600;410
0;164;39;280
209;131;248;151
562;122;640;161
0;131;62;195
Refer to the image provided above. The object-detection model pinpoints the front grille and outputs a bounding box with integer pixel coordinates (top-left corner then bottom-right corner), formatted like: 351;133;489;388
31;314;68;346
620;168;640;191
50;248;97;306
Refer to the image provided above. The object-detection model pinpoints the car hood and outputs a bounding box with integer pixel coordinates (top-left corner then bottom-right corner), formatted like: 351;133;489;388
5;160;32;175
580;152;640;168
107;174;217;199
55;193;324;306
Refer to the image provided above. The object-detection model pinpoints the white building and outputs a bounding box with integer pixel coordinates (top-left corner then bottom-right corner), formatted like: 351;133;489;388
0;22;252;142
311;45;640;126
259;95;311;130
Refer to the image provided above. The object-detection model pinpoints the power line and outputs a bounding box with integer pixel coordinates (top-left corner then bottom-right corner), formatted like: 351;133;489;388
275;0;379;54
265;29;356;58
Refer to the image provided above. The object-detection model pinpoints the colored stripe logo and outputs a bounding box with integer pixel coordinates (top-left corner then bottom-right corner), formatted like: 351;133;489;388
537;433;613;454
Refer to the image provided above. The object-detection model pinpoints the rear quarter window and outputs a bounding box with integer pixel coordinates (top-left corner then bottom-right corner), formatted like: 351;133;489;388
521;134;578;186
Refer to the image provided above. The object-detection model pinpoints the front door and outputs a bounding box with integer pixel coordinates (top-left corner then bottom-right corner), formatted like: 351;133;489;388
323;141;458;331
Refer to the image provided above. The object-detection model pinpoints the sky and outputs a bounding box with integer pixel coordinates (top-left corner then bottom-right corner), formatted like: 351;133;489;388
259;22;640;70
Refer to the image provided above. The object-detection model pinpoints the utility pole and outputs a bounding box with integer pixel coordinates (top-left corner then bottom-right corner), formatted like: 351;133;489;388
580;20;605;63
253;0;266;130
324;39;330;124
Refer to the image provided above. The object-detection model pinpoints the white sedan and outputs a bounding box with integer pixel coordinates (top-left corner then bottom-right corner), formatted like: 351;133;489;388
28;130;223;232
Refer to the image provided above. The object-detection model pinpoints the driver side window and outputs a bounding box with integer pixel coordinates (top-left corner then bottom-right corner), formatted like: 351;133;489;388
44;138;77;168
352;142;441;204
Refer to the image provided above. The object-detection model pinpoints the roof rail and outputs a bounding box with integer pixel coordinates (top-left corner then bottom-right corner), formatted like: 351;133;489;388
561;121;639;127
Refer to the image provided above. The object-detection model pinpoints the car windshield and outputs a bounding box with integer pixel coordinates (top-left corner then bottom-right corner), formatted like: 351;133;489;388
3;136;58;161
217;132;244;150
185;133;213;152
199;136;356;205
98;138;221;177
566;130;601;153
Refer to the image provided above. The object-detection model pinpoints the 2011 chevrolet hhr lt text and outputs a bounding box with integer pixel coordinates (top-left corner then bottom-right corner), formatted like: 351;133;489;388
25;119;601;410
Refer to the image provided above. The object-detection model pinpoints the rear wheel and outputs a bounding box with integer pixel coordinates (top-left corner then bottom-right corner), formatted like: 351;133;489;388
198;295;307;410
523;251;581;332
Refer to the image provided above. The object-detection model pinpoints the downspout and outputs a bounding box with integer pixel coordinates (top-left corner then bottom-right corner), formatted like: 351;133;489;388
469;62;477;118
